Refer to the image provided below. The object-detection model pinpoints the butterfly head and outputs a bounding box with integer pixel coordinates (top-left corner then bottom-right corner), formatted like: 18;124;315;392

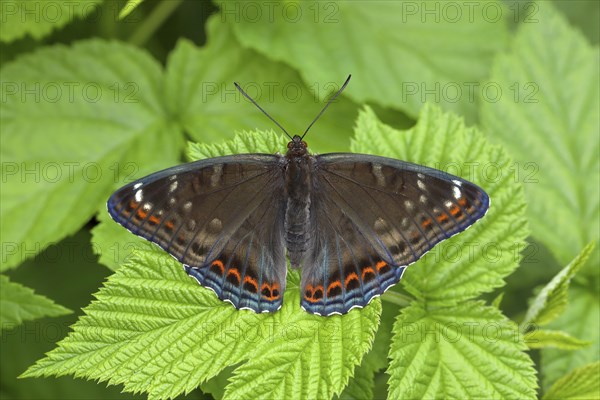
287;135;308;157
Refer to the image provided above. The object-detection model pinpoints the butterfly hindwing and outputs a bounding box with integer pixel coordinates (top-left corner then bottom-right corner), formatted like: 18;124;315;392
299;154;490;315
107;155;288;313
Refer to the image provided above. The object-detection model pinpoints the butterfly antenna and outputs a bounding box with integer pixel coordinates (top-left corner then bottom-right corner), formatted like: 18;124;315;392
234;82;293;140
301;74;351;140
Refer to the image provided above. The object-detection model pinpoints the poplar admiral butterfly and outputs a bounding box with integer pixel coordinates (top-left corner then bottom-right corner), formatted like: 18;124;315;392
107;76;489;316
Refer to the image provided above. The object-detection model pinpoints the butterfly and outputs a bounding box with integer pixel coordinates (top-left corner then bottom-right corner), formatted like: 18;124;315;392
107;75;490;316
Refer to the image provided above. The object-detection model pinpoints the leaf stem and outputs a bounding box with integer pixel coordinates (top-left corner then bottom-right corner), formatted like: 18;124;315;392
128;0;184;46
381;291;412;308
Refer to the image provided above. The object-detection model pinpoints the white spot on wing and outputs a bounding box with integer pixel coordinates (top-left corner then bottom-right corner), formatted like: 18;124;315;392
400;217;410;228
417;179;426;190
453;186;462;199
452;179;462;187
210;165;223;187
208;218;223;233
135;189;143;202
169;181;178;192
372;164;385;186
404;200;414;211
183;201;192;211
419;194;427;204
133;182;143;190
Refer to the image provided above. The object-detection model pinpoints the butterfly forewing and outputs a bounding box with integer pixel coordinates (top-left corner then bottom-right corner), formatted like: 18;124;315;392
108;155;288;313
298;154;489;315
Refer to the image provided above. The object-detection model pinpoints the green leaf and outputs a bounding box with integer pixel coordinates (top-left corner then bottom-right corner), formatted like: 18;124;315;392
199;366;234;400
119;0;144;19
339;306;395;400
91;205;147;271
552;0;600;45
352;104;529;304
388;301;537;399
224;0;509;120
164;16;359;153
543;361;600;400
482;4;600;388
0;275;70;328
481;2;600;269
541;285;600;390
521;242;595;328
22;248;380;400
491;292;504;309
1;39;183;271
223;288;379;400
0;0;102;43
524;329;591;350
187;130;289;161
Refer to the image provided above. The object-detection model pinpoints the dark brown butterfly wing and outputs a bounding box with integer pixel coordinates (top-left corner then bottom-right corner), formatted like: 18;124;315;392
300;154;489;315
107;155;287;313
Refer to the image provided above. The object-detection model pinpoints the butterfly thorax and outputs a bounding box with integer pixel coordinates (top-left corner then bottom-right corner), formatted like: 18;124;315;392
284;136;313;268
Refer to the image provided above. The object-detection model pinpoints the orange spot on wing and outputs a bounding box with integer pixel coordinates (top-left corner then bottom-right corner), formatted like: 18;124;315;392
148;215;161;225
226;268;241;283
345;272;359;286
328;281;342;290
437;213;449;223
449;205;461;217
421;218;432;229
243;276;258;291
211;260;225;274
312;285;323;300
376;261;388;271
458;197;468;207
136;208;147;219
327;280;342;297
261;282;281;301
303;283;324;302
361;266;375;281
165;220;175;230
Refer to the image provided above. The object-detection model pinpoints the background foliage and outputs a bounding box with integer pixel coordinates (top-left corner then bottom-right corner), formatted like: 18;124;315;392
1;1;598;399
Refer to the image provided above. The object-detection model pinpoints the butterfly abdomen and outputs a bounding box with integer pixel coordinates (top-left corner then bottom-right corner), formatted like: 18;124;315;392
284;154;313;268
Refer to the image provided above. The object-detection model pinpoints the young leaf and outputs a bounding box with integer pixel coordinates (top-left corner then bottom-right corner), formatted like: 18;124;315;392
524;329;591;350
521;242;595;328
1;39;183;271
481;2;600;269
352;104;529;304
164;16;359;153
187;130;289;160
491;292;504;309
224;0;509;120
541;285;600;390
0;275;71;328
22;248;380;399
0;0;102;43
119;0;144;19
388;301;537;399
542;361;600;400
